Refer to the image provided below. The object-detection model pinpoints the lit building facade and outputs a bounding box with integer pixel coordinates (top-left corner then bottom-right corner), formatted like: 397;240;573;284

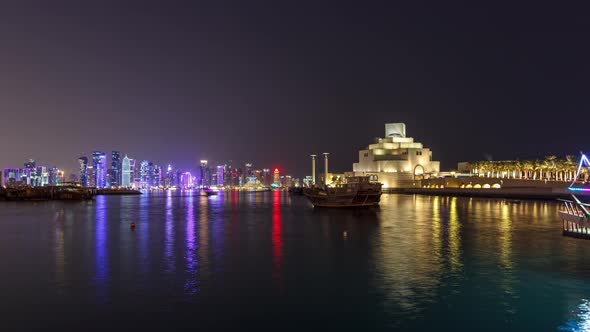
78;156;88;186
272;168;280;187
110;151;121;187
48;167;63;186
350;123;440;188
153;165;162;187
92;151;107;188
87;165;95;187
140;160;150;188
216;165;224;187
200;160;208;188
3;164;53;187
180;172;193;189
2;168;21;187
262;169;270;186
122;155;131;187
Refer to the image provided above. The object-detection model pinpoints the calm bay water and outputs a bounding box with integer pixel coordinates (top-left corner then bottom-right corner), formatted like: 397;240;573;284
1;191;589;331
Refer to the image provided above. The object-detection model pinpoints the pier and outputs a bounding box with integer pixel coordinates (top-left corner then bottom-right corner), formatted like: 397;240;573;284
559;197;590;239
0;185;96;201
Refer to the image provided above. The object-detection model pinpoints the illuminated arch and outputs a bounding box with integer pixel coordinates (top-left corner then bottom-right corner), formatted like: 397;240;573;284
492;183;501;188
460;184;465;188
413;164;425;180
483;184;491;189
466;184;473;188
473;184;482;189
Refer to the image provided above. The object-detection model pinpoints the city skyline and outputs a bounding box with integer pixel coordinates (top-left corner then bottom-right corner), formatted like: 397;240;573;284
2;151;299;189
1;3;587;176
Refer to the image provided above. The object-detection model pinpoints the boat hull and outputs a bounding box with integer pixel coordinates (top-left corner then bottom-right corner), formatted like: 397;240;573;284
304;190;382;208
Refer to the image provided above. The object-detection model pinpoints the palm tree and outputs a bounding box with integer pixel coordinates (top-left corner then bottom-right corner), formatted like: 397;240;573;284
564;155;577;182
522;160;534;179
544;155;557;180
534;159;544;180
513;160;522;179
469;161;480;176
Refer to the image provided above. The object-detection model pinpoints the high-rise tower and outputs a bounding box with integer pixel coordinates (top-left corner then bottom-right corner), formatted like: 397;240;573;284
110;151;121;187
92;151;107;187
122;155;131;187
78;156;88;186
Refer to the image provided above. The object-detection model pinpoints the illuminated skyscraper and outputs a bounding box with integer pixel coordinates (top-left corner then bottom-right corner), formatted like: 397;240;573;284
87;165;95;187
200;160;208;188
175;170;182;188
110;151;121;187
165;164;174;187
121;155;131;187
273;168;280;186
2;168;20;187
262;169;270;186
180;172;193;189
153;165;162;187
48;167;62;186
92;151;107;188
216;165;224;187
139;160;155;188
78;157;88;186
36;166;48;186
129;158;138;187
23;159;37;186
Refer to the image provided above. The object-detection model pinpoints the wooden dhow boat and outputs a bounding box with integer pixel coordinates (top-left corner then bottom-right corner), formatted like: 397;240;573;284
303;175;382;208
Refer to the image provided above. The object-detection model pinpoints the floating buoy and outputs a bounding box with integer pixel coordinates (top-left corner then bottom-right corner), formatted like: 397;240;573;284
130;222;136;229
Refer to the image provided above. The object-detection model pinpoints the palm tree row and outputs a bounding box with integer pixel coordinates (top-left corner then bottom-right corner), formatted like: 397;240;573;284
467;155;586;182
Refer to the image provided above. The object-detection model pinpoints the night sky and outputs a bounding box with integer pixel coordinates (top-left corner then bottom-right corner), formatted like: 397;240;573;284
1;2;588;176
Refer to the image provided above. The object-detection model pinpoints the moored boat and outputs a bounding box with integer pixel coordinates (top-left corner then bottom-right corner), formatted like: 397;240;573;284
303;175;382;208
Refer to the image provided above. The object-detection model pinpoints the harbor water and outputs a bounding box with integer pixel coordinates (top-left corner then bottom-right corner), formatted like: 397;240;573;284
0;191;589;331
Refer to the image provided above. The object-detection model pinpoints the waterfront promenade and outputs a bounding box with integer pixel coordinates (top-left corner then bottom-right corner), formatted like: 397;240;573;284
392;176;579;200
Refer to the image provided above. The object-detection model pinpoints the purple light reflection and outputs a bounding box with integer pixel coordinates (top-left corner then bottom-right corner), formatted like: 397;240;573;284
94;196;108;304
184;194;198;298
164;191;175;274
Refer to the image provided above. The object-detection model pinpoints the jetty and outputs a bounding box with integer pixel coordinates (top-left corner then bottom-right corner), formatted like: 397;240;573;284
0;185;96;201
96;188;141;195
558;196;590;239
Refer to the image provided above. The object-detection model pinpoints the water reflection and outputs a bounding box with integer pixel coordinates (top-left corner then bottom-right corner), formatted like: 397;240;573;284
184;194;198;298
165;191;175;274
431;196;442;263
138;193;150;274
499;203;517;318
375;195;442;315
198;196;210;283
94;196;108;303
559;299;590;332
448;197;462;273
54;208;65;290
272;190;283;291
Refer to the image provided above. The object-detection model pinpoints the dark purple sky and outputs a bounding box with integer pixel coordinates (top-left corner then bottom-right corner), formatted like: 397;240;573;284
1;2;588;176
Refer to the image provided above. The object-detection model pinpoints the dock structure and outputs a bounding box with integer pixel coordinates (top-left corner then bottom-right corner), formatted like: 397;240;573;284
559;197;590;239
0;185;96;201
559;153;590;239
